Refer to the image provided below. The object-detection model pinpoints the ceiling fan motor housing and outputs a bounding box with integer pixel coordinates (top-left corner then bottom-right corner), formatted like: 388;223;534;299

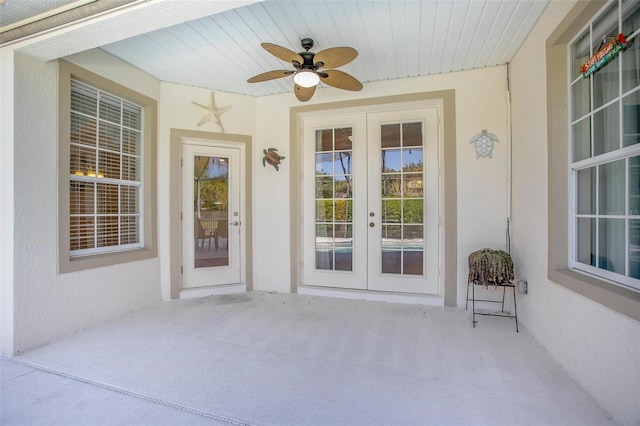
299;51;318;69
300;37;314;51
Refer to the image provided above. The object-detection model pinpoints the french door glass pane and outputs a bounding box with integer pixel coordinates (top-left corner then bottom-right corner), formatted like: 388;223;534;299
622;91;640;147
335;224;353;271
382;175;401;198
381;225;401;274
594;101;620;155
381;199;401;222
403;199;423;223
315;128;354;272
599;159;625;215
572;116;591;162
335;128;352;150
381;124;401;148
403;225;424;275
316;224;333;270
599;218;626;274
404;173;423;197
382;149;401;172
335;175;352;197
403;123;423;146
316;176;333;198
403;148;423;170
316;129;333;151
315;153;333;174
193;155;229;269
380;121;425;276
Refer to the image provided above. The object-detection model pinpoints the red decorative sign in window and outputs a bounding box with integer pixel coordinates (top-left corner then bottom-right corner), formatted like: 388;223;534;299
581;33;629;78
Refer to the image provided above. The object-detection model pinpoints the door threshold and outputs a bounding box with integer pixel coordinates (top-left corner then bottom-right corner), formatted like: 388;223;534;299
298;286;444;306
179;283;245;300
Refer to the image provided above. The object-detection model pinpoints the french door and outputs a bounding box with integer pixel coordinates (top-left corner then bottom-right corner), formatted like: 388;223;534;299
303;107;440;294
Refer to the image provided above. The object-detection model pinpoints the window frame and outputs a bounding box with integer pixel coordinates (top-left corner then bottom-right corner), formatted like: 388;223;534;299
58;60;157;273
547;0;640;322
567;0;640;292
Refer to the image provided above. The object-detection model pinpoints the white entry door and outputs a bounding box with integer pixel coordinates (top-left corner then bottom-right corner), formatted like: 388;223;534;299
303;107;440;295
182;143;242;288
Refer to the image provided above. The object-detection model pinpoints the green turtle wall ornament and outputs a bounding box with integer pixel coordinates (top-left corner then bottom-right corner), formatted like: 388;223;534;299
470;129;499;159
262;148;285;171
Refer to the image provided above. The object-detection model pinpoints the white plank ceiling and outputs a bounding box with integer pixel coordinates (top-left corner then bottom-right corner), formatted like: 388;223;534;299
98;1;548;97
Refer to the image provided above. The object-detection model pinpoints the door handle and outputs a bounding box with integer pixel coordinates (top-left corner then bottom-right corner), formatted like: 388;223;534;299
369;222;375;228
232;221;240;226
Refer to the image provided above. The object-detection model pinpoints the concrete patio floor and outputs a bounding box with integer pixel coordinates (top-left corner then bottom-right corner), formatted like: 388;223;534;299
1;291;615;425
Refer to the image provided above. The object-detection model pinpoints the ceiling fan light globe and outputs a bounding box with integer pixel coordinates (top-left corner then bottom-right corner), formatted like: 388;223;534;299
293;70;320;88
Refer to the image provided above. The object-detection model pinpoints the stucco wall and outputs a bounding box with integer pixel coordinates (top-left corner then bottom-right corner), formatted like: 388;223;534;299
252;66;511;299
509;1;640;424
1;48;16;356
11;49;162;354
156;68;511;302
157;82;256;300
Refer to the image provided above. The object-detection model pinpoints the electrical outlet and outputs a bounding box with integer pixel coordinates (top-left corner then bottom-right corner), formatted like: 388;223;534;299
517;279;528;294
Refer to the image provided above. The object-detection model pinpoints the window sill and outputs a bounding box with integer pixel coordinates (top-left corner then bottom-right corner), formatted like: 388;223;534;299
548;268;640;322
60;247;157;274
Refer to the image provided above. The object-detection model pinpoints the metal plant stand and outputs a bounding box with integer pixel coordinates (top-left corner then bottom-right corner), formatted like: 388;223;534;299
466;280;518;332
466;248;518;332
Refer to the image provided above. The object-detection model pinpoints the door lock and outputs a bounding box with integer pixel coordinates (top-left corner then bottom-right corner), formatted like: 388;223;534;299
369;222;375;228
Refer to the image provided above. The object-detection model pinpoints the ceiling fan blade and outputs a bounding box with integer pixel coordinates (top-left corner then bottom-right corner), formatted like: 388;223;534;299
247;70;294;83
261;42;304;65
320;70;363;91
314;47;358;69
294;84;316;102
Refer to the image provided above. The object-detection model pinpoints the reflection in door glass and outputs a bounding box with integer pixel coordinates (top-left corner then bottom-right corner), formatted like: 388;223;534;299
381;122;425;275
315;127;354;271
193;155;229;268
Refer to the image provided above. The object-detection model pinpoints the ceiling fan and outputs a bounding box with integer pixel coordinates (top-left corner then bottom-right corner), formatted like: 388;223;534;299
247;38;363;102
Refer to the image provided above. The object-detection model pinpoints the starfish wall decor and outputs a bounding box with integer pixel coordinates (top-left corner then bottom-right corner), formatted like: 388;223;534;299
191;92;231;131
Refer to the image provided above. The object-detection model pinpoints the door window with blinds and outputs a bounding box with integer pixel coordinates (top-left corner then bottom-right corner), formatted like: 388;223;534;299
69;79;143;256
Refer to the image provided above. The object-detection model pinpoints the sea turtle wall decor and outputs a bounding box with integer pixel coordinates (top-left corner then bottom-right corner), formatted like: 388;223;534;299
262;148;285;171
470;129;499;159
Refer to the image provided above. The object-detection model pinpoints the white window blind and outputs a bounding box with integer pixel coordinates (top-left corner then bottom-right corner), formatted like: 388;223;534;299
69;79;143;256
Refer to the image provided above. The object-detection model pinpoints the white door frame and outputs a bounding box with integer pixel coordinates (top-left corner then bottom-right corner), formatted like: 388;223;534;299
366;108;440;294
180;137;246;294
299;100;444;299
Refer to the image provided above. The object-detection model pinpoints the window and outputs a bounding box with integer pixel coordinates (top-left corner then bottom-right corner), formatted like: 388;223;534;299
69;80;143;256
59;60;157;272
569;0;640;291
